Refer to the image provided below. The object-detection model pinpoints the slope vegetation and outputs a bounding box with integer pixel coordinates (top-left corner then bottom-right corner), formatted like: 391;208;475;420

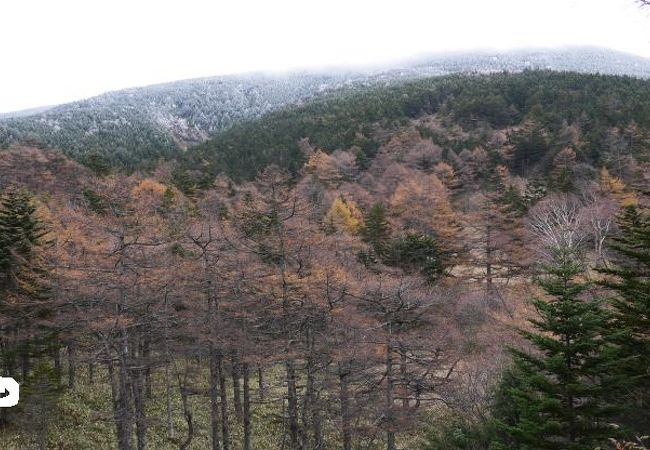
178;70;650;186
3;47;650;173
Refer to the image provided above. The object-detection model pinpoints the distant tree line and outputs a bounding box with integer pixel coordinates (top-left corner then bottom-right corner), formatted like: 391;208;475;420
176;71;650;185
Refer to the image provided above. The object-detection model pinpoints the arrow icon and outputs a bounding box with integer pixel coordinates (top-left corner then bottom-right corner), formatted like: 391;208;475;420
0;378;19;407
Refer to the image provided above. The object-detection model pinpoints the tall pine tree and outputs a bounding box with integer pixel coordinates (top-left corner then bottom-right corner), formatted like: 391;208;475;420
494;248;619;450
360;202;391;259
599;205;650;435
0;187;52;380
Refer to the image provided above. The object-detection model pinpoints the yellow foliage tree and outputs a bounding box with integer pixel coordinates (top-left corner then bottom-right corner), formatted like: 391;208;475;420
131;178;167;198
324;196;363;234
389;172;460;251
599;167;638;207
433;162;460;189
305;149;341;185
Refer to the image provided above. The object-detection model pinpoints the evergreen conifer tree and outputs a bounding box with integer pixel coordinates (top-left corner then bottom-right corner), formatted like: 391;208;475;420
599;205;650;434
360;202;391;258
0;188;52;379
493;248;619;449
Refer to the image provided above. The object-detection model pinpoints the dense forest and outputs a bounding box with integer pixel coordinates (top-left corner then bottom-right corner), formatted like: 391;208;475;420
0;73;360;172
3;47;650;174
178;70;650;183
0;69;649;450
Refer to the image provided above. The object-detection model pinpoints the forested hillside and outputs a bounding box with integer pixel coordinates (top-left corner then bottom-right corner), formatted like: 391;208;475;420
0;73;360;172
2;47;650;173
0;69;649;450
179;70;650;185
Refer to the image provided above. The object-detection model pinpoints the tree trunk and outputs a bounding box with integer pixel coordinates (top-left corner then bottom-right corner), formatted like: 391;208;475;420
107;349;133;450
18;335;31;381
132;365;147;450
128;333;147;450
179;376;194;450
209;349;222;450
217;353;230;450
165;360;174;439
118;336;134;450
21;348;30;382
242;362;252;450
204;248;223;450
400;350;408;409
258;366;265;402
339;364;352;450
231;351;242;422
52;343;60;373
162;294;175;441
304;330;323;449
312;378;323;450
386;341;396;450
68;343;76;389
286;359;300;450
143;337;152;399
301;363;312;450
88;362;95;385
485;223;495;307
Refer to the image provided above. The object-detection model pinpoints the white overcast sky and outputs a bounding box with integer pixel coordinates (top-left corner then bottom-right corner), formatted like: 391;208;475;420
1;0;650;113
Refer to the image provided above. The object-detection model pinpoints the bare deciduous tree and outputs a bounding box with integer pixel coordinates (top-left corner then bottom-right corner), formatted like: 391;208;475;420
528;194;587;260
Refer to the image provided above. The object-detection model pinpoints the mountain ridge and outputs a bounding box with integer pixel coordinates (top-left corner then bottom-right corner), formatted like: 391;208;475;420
2;46;650;172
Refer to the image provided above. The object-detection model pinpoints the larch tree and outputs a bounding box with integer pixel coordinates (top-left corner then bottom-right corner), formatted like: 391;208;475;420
356;273;457;450
464;191;527;311
230;166;315;450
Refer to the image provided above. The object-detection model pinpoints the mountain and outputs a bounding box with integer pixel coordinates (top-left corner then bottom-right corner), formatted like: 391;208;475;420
0;72;369;171
178;70;650;186
2;51;650;450
0;105;53;120
2;47;650;172
395;46;650;78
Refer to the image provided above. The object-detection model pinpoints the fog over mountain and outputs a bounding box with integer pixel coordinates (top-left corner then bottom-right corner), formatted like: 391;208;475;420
0;106;54;120
2;47;649;170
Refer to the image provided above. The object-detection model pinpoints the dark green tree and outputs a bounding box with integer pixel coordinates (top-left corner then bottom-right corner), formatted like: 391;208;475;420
420;412;494;450
0;188;53;380
360;202;391;258
493;249;619;449
0;190;45;286
499;185;527;215
509;123;550;176
599;205;650;434
522;178;548;208
15;362;64;449
386;233;446;282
